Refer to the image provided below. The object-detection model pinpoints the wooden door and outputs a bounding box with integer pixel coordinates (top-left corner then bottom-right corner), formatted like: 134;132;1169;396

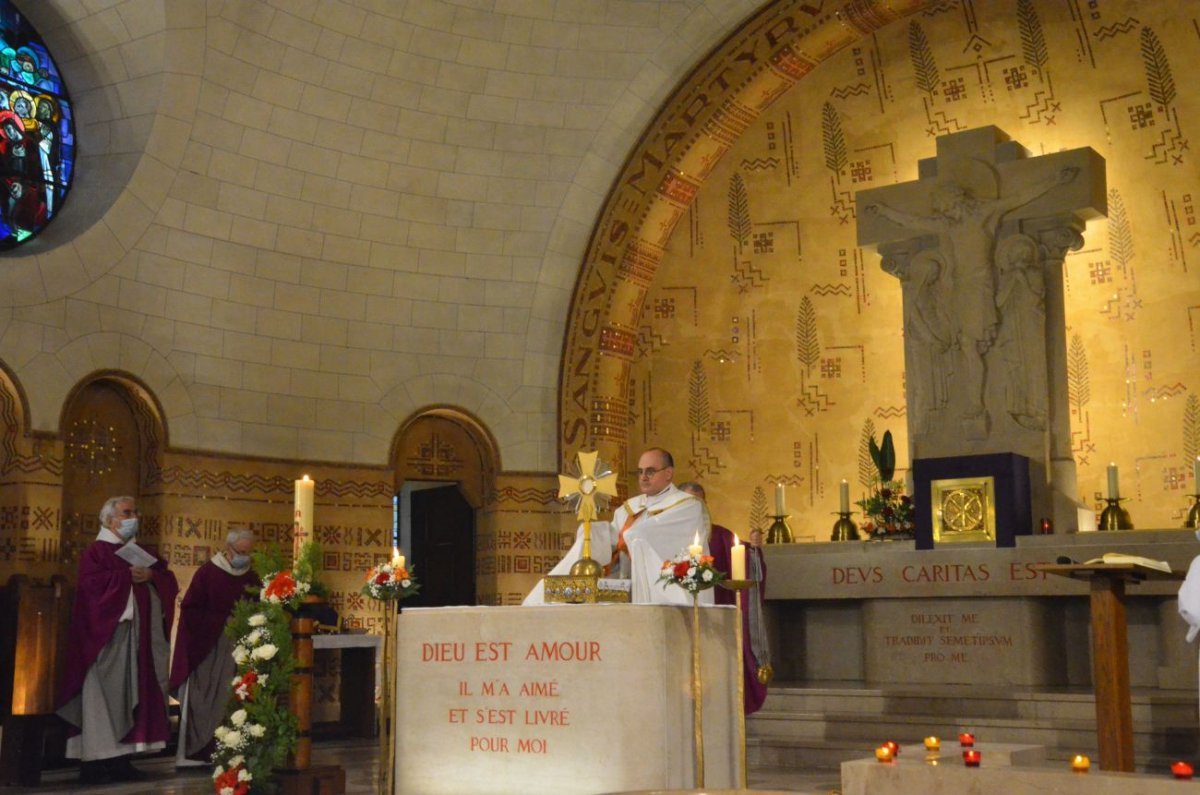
409;485;475;606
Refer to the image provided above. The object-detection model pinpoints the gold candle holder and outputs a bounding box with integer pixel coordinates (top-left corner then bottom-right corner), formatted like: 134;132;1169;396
1186;495;1200;529
831;511;859;541
719;578;757;789
1098;497;1133;531
379;600;397;795
766;514;793;544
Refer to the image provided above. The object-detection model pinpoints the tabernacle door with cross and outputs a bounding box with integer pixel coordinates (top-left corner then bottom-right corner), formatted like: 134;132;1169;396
856;126;1105;535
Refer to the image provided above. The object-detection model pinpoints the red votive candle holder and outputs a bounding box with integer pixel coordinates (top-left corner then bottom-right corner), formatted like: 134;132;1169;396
1171;761;1194;779
883;740;900;757
963;750;981;767
959;732;975;747
875;745;894;763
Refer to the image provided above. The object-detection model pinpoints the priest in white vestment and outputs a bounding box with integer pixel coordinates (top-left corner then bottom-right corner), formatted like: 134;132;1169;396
525;447;712;606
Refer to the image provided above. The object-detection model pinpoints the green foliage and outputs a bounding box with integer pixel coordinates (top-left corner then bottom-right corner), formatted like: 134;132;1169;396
251;543;289;579
293;540;326;597
868;430;896;483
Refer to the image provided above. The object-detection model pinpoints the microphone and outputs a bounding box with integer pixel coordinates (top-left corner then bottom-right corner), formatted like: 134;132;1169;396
1055;555;1076;565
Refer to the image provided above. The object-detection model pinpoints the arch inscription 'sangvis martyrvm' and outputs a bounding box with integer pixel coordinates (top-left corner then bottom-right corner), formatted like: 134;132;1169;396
559;0;932;477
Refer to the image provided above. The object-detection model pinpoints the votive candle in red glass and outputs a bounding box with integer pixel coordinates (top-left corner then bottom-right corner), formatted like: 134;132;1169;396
883;740;900;757
959;732;975;747
1171;761;1194;779
963;750;981;767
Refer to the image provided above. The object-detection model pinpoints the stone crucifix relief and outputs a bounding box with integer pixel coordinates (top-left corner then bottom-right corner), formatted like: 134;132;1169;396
857;127;1105;529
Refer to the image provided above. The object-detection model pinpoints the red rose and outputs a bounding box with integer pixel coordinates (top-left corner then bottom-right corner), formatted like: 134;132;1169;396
374;572;389;586
672;561;691;578
264;571;296;599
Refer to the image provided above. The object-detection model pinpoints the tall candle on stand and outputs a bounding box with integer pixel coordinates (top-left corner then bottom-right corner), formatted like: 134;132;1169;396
1106;463;1119;500
840;479;850;513
294;474;314;560
775;482;786;515
688;531;703;558
731;535;746;580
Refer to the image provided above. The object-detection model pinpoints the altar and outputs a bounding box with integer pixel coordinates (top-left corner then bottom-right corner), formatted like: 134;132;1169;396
393;604;742;795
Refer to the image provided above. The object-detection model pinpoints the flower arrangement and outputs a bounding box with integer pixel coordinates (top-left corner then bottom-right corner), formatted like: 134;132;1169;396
362;558;421;602
658;549;724;594
857;430;915;538
211;542;316;794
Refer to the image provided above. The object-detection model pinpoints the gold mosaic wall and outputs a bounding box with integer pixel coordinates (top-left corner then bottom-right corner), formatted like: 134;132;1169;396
560;0;1200;537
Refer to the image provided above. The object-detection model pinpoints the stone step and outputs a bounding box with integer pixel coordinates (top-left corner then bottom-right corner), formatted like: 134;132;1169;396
747;683;1200;773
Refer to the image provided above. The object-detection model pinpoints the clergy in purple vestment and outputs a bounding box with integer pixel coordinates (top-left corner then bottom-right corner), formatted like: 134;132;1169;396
57;496;179;785
169;528;258;767
679;482;770;715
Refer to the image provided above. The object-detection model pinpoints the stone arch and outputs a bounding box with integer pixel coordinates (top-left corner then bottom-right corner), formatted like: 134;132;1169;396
58;370;167;562
557;0;931;472
390;406;500;510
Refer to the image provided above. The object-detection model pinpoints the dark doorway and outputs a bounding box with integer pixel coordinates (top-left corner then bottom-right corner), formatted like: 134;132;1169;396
409;484;475;606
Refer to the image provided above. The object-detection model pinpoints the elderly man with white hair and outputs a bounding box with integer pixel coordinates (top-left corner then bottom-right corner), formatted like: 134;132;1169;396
168;528;257;767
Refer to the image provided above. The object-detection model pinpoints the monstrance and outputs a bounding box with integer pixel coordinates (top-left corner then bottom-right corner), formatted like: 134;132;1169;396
558;450;618;577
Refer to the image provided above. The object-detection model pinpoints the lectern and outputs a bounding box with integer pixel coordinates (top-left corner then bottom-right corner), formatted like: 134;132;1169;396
394;605;741;795
1040;562;1182;772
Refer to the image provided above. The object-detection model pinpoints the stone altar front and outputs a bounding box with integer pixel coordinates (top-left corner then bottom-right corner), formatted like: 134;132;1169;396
394;605;741;795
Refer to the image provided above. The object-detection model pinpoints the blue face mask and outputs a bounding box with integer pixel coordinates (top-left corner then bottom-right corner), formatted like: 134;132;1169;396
229;553;251;570
117;517;138;540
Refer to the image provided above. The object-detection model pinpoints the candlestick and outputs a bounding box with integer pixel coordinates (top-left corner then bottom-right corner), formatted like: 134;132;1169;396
688;531;703;558
293;475;314;560
839;479;849;513
1107;462;1119;500
1070;754;1089;773
730;536;746;580
775;482;785;515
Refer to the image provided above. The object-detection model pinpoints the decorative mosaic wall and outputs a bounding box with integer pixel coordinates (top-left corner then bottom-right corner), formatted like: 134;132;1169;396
559;0;1200;540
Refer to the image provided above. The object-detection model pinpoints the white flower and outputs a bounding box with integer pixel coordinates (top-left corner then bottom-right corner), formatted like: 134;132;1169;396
247;723;266;738
232;646;248;665
702;569;714;582
214;725;229;742
237;768;252;782
212;766;224;780
401;579;411;587
258;673;269;686
248;613;267;627
687;566;697;577
228;755;244;768
223;730;244;748
230;676;241;687
230;709;247;727
220;787;234;795
245;629;262;646
252;643;278;661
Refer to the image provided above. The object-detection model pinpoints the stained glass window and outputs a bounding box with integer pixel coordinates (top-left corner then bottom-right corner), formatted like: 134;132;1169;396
0;3;74;249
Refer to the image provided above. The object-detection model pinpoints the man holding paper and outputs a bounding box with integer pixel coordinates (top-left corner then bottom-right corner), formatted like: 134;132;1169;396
57;496;178;785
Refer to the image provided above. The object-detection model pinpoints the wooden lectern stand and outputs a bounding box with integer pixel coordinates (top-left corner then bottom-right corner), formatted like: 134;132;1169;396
1040;562;1183;772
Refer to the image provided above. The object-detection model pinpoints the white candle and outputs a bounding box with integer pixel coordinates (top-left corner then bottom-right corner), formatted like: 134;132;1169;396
688;531;703;558
1106;463;1119;500
392;545;405;570
775;482;785;515
293;474;314;559
840;479;850;513
1194;457;1200;490
731;535;746;580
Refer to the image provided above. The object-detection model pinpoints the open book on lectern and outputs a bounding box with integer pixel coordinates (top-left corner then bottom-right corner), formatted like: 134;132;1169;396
1082;552;1171;574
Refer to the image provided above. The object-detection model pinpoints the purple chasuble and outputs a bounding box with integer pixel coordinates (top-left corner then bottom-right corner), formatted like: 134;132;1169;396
57;539;179;743
169;560;258;691
708;523;768;715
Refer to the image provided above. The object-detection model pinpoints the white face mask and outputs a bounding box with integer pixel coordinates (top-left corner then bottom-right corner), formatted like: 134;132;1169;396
117;517;138;540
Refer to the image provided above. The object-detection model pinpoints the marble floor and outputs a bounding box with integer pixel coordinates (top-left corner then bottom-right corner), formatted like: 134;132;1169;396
0;740;843;794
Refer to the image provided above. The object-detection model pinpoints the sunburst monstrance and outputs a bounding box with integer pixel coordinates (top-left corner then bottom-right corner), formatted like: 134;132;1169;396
558;450;618;578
